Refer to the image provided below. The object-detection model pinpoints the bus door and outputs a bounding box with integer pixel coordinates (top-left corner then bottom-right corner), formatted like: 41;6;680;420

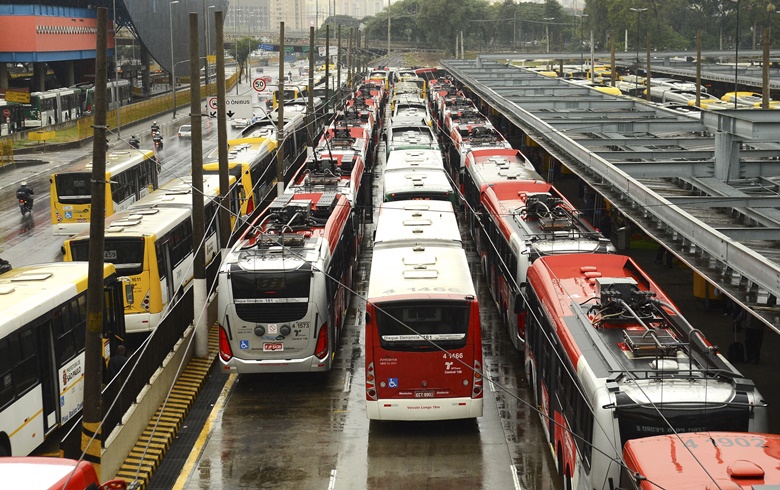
34;322;58;434
160;240;175;304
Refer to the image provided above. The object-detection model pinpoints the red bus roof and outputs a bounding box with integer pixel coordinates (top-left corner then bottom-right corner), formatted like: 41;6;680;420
623;432;780;489
0;457;99;490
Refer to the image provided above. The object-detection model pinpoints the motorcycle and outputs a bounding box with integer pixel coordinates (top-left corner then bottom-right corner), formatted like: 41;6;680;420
153;137;163;151
16;192;32;216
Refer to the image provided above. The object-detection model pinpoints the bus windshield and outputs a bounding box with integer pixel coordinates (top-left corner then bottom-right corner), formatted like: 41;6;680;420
230;268;311;323
70;239;145;276
376;301;470;351
54;173;91;203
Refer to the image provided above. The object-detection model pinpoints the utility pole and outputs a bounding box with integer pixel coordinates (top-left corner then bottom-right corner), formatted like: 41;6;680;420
696;32;702;108
307;26;315;148
325;25;330;112
337;25;342;102
82;7;108;476
189;12;208;357
276;22;285;197
646;31;651;102
347;28;353;87
387;0;391;59
216;10;230;250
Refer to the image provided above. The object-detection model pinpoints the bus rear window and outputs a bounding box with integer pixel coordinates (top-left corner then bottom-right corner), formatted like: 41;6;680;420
375;301;470;351
71;239;145;276
230;268;311;323
55;173;91;203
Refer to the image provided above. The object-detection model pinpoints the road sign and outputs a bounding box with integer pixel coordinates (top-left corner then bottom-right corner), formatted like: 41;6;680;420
252;78;266;92
2;109;9;118
5;89;29;104
207;96;253;120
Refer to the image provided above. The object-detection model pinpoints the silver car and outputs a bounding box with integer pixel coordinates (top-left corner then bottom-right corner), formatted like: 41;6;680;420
178;124;192;139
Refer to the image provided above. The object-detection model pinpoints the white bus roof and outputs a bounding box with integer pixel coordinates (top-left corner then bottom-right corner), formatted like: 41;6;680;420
374;200;461;247
382;168;453;197
385;149;445;171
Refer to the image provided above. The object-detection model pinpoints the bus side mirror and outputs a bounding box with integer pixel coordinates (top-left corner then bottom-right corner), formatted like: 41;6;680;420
121;277;134;305
514;293;525;314
365;312;371;324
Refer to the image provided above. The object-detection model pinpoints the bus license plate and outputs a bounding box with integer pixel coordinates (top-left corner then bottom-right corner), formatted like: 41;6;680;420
263;342;283;352
415;390;435;398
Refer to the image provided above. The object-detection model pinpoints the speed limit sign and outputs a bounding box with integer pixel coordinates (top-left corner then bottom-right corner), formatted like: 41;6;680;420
252;78;267;92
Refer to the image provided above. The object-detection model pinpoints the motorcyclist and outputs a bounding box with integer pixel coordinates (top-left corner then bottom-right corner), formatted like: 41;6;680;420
16;181;34;209
129;135;140;149
151;121;160;134
0;258;11;274
152;131;163;151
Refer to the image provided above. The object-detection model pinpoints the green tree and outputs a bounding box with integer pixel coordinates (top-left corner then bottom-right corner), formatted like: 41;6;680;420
235;36;258;81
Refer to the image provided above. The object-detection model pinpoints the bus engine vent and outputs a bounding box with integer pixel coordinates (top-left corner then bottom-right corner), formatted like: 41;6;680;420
623;329;681;358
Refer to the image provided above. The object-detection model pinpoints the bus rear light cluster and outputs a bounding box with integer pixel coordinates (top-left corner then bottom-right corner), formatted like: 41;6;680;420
472;359;483;398
366;362;377;400
218;326;233;362
518;311;527;339
314;323;329;359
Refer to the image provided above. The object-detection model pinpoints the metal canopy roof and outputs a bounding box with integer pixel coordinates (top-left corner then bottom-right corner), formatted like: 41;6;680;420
441;58;780;332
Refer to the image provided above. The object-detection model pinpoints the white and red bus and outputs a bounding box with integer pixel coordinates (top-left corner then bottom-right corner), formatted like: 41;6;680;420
479;180;615;350
217;192;357;373
0;457;127;490
523;253;768;490
621;432;780;489
365;200;483;421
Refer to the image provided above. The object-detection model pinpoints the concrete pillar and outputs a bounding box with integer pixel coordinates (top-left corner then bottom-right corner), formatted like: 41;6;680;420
34;63;46;92
714;130;740;182
67;60;75;86
140;45;151;95
0;63;8;90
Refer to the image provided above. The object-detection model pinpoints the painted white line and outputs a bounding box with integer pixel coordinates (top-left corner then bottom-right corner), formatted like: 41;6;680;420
328;468;338;490
510;464;523;490
343;371;352;393
489;380;496;392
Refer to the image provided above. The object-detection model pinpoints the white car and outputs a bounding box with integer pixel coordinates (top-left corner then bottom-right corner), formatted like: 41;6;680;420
229;118;249;129
177;124;192;139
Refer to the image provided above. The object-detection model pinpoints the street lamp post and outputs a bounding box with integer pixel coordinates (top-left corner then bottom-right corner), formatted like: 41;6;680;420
730;0;740;109
543;17;555;54
170;1;180;118
387;0;391;59
205;5;215;96
629;7;648;96
576;14;588;75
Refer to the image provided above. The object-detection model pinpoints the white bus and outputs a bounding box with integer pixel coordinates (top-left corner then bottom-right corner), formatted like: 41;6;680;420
0;262;126;456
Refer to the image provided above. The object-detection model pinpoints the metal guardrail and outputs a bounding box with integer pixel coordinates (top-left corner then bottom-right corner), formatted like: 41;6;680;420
61;288;194;459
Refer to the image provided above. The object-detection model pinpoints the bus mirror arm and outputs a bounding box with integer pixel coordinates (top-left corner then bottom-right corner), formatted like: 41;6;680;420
514;292;525;314
120;277;134;305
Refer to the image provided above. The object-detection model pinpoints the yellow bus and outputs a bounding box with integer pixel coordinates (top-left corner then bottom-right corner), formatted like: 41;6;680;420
203;110;312;218
0;262;125;456
62;174;238;333
50;149;159;236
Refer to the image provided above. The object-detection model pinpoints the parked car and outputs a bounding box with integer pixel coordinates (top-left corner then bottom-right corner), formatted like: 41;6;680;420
178;124;192;139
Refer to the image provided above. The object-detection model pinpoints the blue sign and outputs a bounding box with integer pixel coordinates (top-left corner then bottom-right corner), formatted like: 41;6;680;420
388;378;398;388
258;43;275;51
239;340;249;349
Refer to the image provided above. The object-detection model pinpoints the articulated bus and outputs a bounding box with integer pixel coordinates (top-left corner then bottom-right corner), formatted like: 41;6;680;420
51;149;159;236
218;192;357;373
382;165;456;206
204;111;312;218
0;262;125;457
84;79;133;113
62;175;236;333
523;253;767;490
23;88;82;127
621;432;780;489
365;200;483;421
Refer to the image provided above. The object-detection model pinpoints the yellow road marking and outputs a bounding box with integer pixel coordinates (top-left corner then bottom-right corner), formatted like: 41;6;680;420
171;374;237;490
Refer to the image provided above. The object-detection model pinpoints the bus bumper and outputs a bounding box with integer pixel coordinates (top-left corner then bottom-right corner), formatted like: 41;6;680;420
221;354;331;374
366;397;483;420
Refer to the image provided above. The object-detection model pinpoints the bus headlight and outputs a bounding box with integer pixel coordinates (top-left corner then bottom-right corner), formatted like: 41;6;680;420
280;324;291;336
254;326;266;336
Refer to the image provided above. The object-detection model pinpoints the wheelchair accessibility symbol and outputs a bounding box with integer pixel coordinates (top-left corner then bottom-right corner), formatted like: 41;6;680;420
388;378;398;388
65;211;72;219
239;340;249;349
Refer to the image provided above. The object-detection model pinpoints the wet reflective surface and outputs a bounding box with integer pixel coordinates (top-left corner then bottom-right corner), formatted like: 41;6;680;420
180;131;561;489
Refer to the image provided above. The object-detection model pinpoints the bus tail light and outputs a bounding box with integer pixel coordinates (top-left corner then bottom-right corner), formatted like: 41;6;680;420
366;362;377;400
247;195;254;215
472;359;483;398
218;325;233;362
314;323;329;359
